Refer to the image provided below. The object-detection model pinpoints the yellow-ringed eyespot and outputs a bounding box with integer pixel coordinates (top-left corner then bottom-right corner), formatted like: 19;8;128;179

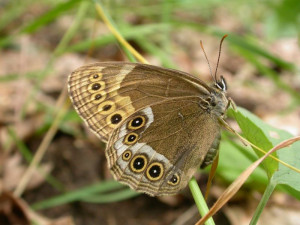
127;116;146;130
90;73;103;82
123;132;139;145
146;162;164;181
87;81;105;93
90;91;106;104
122;150;132;161
130;154;148;173
98;100;116;115
167;174;180;186
106;110;126;127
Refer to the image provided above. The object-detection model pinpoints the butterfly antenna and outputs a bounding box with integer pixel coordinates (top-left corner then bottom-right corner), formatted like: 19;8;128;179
200;40;215;82
214;34;228;81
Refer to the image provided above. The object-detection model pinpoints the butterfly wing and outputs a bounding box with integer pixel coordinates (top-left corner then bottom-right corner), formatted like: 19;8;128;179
68;62;225;196
106;99;221;196
68;62;212;142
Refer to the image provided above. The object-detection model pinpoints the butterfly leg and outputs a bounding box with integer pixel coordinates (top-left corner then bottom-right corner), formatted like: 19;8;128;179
227;97;237;111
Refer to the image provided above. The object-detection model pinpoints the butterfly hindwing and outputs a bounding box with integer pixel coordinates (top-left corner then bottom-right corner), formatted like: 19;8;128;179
106;99;221;196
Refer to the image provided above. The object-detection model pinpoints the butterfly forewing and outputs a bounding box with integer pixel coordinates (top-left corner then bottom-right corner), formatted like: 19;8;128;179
68;62;211;142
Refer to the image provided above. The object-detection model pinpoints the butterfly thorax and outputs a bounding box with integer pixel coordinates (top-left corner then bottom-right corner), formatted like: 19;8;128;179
199;88;228;118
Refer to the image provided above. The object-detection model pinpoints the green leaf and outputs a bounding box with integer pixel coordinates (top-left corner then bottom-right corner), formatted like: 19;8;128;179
229;107;278;178
272;140;300;190
229;107;300;223
217;137;267;187
230;106;300;191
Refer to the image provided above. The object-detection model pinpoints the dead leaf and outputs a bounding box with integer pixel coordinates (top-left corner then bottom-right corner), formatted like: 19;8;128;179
0;191;75;225
0;191;30;225
2;153;52;191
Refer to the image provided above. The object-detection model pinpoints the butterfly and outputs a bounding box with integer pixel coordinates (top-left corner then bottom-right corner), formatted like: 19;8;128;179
67;36;231;196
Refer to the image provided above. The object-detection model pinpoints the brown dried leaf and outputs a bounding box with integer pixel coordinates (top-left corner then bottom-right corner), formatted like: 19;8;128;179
0;191;75;225
0;191;30;225
2;153;52;191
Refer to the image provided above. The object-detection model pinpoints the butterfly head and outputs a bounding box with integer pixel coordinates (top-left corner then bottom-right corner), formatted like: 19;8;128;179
209;75;228;118
215;75;227;92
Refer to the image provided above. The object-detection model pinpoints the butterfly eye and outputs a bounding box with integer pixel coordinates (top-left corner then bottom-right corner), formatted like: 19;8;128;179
146;162;164;181
215;76;227;91
167;174;180;186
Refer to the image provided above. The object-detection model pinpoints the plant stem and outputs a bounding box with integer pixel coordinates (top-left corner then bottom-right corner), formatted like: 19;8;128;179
189;177;215;225
249;179;276;225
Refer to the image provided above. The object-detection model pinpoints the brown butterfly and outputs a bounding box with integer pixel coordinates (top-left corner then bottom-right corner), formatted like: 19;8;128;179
67;36;231;196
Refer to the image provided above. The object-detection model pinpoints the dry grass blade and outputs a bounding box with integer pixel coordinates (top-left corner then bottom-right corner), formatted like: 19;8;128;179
205;153;219;200
14;86;69;197
195;136;300;225
94;2;149;64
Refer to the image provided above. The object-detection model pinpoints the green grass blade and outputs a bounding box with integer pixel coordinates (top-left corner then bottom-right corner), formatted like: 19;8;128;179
249;179;276;225
0;0;80;48
135;36;177;68
21;0;80;34
83;188;140;203
31;181;124;210
0;0;35;31
66;23;169;52
7;127;33;162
